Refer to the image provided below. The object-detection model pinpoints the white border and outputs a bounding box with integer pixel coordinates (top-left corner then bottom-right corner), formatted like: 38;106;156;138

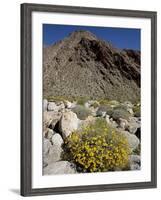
32;12;151;188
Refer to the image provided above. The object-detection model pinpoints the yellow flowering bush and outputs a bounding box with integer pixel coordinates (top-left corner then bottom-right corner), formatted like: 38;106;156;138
62;119;130;173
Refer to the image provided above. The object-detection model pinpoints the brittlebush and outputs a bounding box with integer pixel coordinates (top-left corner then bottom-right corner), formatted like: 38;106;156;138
63;119;130;173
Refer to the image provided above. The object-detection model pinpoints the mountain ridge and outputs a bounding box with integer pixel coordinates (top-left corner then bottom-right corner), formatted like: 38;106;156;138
43;30;140;103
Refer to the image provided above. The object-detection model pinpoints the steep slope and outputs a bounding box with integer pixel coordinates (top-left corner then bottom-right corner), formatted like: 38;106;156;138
43;30;140;102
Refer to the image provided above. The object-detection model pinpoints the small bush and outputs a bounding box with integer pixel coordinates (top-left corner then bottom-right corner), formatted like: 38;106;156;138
90;101;100;108
133;105;141;117
72;105;92;120
62;118;130;173
112;108;130;120
98;99;110;106
76;97;90;106
46;96;76;103
96;105;113;117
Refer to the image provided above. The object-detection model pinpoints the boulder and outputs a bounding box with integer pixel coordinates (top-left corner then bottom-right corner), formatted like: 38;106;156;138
64;100;72;109
105;115;110;124
44;128;54;140
57;103;65;111
129;155;141;170
43;99;48;111
47;102;58;111
51;133;63;146
43;138;52;167
118;118;128;130
44;134;64;165
121;131;140;151
127;117;141;134
45;145;63;164
43;138;52;156
109;118;118;128
59;111;79;139
43;111;62;130
43;161;76;175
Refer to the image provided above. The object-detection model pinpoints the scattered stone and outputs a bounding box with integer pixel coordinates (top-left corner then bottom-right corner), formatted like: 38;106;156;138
127;117;141;134
48;102;57;111
122;101;133;109
44;128;54;140
45;145;63;164
43;111;61;130
96;109;106;117
57;103;65;111
44;134;64;165
129;155;141;170
64;100;72;109
49;113;62;130
59;111;79;139
43;161;77;175
118;118;128;129
109;118;118;128
43;99;48;111
51;133;63;146
121;130;140;150
84;102;90;108
105;115;110;124
43;138;52;156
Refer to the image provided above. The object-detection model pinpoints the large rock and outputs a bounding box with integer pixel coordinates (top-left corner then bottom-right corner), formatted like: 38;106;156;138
43;99;48;111
127;117;141;134
129;155;141;170
43;138;52;167
43;138;52;156
47;102;58;111
43;161;76;175
51;133;63;146
44;128;54;140
121;130;140;151
59;111;79;139
118;118;128;130
64;100;72;109
44;134;64;165
45;145;63;165
43;111;62;130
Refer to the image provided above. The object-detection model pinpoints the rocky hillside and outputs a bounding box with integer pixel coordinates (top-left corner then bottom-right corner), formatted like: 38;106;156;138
43;30;140;103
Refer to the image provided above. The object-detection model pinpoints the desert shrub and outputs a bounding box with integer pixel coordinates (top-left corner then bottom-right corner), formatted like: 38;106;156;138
112;108;130;120
46;96;76;103
72;105;91;120
76;97;90;106
133;105;141;117
96;105;113;117
62;118;130;173
113;104;128;111
90;101;100;108
98;99;110;106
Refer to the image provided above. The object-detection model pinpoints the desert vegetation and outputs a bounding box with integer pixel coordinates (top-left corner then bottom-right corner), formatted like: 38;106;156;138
43;97;141;175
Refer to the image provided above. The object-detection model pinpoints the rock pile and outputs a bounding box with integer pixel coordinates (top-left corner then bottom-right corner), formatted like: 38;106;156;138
43;98;141;175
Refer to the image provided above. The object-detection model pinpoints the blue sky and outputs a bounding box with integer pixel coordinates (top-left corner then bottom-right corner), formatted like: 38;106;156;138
43;24;140;50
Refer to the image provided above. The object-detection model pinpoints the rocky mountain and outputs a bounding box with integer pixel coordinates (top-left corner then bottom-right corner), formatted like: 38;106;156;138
43;30;140;103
